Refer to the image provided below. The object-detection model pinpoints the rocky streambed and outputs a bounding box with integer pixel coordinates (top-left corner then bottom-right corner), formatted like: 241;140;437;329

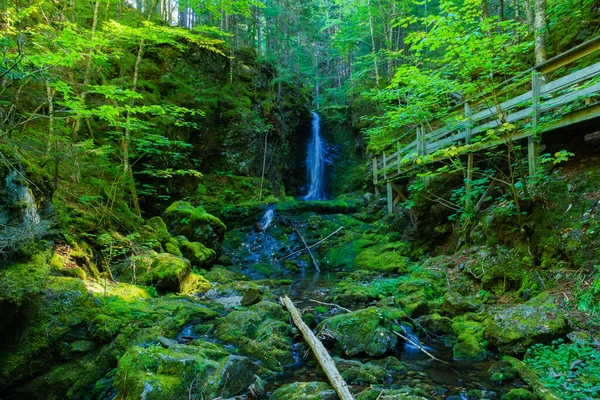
1;199;596;399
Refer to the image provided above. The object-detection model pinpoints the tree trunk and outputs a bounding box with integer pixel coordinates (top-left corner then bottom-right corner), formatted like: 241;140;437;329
534;0;547;64
367;0;380;86
523;0;534;32
481;0;489;19
72;0;100;140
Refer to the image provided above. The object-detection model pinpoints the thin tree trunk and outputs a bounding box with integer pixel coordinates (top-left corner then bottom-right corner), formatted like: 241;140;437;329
367;0;380;86
534;0;547;65
72;0;100;140
45;80;54;155
523;0;533;32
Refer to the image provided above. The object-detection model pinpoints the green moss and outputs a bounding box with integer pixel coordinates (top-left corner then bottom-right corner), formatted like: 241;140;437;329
502;389;536;400
164;238;183;257
163;201;226;252
180;272;211;295
333;357;394;385
136;253;191;293
330;271;400;307
488;360;517;385
180;240;216;268
452;316;487;361
317;307;405;357
269;382;337;400
145;217;171;244
355;244;411;273
214;301;293;372
201;266;248;283
0;251;51;310
395;265;446;316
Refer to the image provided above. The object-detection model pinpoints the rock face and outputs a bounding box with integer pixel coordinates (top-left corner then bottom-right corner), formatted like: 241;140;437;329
317;307;405;357
484;292;569;354
269;382;337;400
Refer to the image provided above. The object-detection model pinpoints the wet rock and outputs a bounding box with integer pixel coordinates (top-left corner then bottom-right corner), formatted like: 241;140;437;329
214;301;293;372
395;267;446;317
333;357;391;385
317;307;405;357
502;388;536;400
488;360;517;385
484;292;569;354
269;381;337;400
416;313;453;335
566;330;593;345
205;355;259;398
158;336;178;348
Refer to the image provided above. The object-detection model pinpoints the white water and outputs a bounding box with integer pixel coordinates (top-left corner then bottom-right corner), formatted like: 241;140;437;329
259;207;275;232
303;112;326;200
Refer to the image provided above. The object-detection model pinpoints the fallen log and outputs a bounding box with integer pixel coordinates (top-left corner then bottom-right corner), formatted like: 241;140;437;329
279;226;345;261
290;221;320;272
280;295;354;400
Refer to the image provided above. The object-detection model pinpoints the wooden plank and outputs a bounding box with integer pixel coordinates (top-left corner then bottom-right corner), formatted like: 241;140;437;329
465;102;472;144
541;63;600;95
280;296;355;400
541;81;600;112
537;35;600;75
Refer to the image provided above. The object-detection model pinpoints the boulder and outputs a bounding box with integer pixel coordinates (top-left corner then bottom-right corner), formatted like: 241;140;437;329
135;253;191;293
484;292;569;354
317;307;405;357
214;301;293;372
163;201;226;254
269;382;337;400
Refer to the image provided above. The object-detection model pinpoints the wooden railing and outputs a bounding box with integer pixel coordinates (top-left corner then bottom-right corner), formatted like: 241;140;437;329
372;35;600;188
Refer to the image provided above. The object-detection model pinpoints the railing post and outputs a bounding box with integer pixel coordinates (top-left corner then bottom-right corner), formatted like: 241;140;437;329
464;102;474;211
421;124;427;155
387;182;393;214
383;151;388;180
529;71;542;180
373;156;379;196
397;141;401;174
464;102;472;145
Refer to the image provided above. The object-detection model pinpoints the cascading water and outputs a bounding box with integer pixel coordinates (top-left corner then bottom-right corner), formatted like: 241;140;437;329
259;207;275;232
303;112;326;200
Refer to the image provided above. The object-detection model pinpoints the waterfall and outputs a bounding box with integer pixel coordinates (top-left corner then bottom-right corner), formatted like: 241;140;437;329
303;112;326;200
259;207;275;232
400;324;423;353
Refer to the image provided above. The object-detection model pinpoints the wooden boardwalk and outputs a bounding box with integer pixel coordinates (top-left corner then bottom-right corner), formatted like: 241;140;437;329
372;36;600;214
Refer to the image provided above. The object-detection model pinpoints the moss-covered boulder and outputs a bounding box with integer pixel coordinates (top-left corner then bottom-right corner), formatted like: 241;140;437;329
317;307;405;357
442;291;482;316
502;388;536;400
136;253;192;293
214;301;293;372
333;356;403;385
415;313;453;336
488;360;517;385
484;292;569;354
269;382;337;400
180;240;216;269
355;244;411;273
452;316;487;361
180;272;211;295
163;201;226;254
329;272;400;307
0;251;51;324
114;342;257;400
395;266;446;316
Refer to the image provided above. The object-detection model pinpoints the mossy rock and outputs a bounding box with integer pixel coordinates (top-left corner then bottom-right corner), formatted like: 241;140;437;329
180;240;216;269
0;251;51;322
180;272;211;295
214;301;293;372
484;292;569;354
415;313;453;336
329;272;400;307
204;355;259;398
0;276;96;388
452;316;487;361
201;266;248;283
488;360;517;385
164;239;183;257
321;238;377;270
317;307;405;357
502;388;536;400
395;266;446;317
442;291;482;316
355;244;411;273
269;381;337;400
163;201;226;254
333;357;393;385
145;216;172;244
136;253;192;293
356;388;428;400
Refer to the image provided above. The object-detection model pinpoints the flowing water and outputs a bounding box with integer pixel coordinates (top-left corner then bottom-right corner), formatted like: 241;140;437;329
303;112;327;201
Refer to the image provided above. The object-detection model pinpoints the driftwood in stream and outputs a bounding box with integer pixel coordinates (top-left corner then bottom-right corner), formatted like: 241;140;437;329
279;226;344;261
280;296;354;400
289;221;320;271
